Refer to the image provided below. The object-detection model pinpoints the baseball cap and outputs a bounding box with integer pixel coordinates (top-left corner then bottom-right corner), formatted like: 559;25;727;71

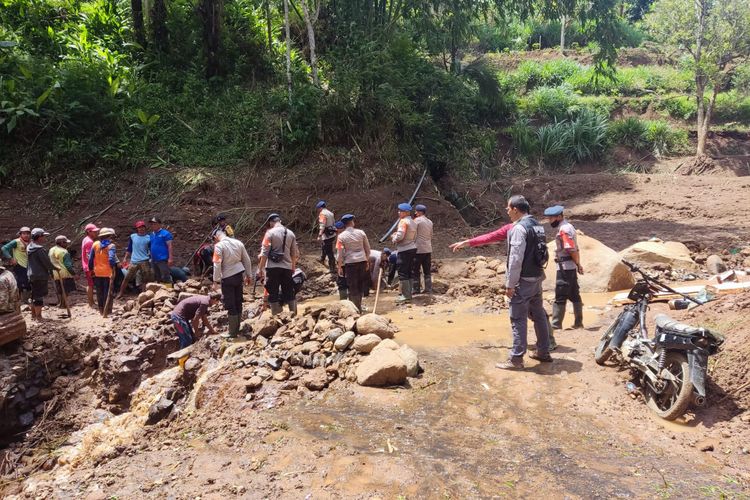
382;247;392;254
543;205;565;217
148;216;161;223
55;235;71;244
415;204;427;213
134;220;146;228
397;203;412;212
216;213;227;221
265;213;281;224
31;228;50;239
340;214;355;223
18;226;31;235
84;223;99;232
315;200;326;209
334;221;344;230
98;227;116;238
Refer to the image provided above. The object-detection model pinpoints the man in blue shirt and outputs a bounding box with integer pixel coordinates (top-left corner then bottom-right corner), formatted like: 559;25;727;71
149;216;174;284
117;220;153;298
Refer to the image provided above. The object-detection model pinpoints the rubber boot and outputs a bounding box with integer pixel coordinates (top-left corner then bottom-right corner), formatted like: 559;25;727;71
396;280;412;303
21;290;31;305
550;303;565;330
222;315;240;338
350;295;362;313
572;302;584;329
424;276;433;295
287;300;298;316
412;278;421;295
547;315;557;351
338;288;348;300
270;302;283;316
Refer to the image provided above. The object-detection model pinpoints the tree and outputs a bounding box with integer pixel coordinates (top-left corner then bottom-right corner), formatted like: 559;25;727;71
646;0;750;155
298;0;321;86
131;0;147;48
199;0;223;78
150;0;169;51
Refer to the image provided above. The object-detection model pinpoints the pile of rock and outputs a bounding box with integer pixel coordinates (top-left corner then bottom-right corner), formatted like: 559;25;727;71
433;257;507;311
220;300;421;393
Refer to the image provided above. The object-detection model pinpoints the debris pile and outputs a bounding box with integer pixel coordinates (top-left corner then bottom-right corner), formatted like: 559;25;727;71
435;257;508;311
215;301;421;393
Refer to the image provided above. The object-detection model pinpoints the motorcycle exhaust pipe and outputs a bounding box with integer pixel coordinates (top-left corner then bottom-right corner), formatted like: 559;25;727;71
693;394;706;407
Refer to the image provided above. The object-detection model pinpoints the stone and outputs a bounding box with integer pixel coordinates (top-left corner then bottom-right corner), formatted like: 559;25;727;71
706;254;726;275
302;341;321;354
543;232;635;293
696;439;717;452
302;367;329;391
245;376;263;391
139;299;155;310
619;240;698;271
123;300;136;312
177;292;198;303
351;334;382;354
255;367;272;380
372;338;399;353
356;349;408;387
254;312;281;338
146;397;174;425
138;290;155;304
19;411;34;427
437;260;470;280
355;314;399;339
334;331;356;351
266;357;282;370
184;358;201;371
327;300;360;319
397;345;420;377
153;289;173;303
273;369;289;381
326;328;345;342
145;283;163;293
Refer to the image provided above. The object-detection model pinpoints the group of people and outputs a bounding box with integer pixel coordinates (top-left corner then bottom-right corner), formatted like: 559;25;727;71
1;194;584;370
316;200;434;312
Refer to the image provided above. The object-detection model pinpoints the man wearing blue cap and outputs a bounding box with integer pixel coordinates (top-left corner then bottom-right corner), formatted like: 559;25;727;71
336;214;371;312
412;204;433;294
391;203;418;303
316;201;337;274
544;205;584;330
258;213;300;316
333;221;349;300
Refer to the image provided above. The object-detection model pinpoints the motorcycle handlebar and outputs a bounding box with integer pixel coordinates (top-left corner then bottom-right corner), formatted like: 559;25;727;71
621;259;638;272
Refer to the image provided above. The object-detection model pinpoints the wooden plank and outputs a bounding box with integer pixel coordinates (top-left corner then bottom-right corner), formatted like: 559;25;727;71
612;285;706;306
0;312;27;346
706;282;750;295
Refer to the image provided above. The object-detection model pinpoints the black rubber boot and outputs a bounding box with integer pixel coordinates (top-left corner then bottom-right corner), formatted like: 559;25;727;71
222;315;240;338
424;276;433;294
287;300;298;316
270;303;283;316
551;303;565;330
572;302;584;329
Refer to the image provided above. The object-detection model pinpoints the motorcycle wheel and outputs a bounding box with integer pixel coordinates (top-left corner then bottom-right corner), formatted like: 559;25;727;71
594;312;623;365
645;352;694;421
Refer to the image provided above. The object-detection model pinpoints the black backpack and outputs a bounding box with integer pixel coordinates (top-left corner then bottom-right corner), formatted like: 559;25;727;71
519;217;549;271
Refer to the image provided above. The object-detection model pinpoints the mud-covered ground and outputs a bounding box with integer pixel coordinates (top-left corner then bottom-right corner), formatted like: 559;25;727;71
4;290;749;498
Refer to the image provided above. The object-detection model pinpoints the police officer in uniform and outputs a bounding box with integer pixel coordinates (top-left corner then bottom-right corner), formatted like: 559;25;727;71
544;205;584;330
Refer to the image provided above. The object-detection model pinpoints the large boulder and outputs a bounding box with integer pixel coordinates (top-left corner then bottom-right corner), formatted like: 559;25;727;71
544;232;634;293
334;331;356;351
397;345;420;377
706;254;726;275
619;240;697;270
356;349;408;387
352;334;382;354
355;314;399;339
436;259;470;280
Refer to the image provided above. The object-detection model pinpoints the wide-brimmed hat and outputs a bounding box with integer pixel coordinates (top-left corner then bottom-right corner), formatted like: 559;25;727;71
99;227;116;238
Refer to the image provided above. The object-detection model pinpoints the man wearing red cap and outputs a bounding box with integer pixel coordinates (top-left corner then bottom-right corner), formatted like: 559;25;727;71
81;224;99;308
117;221;153;298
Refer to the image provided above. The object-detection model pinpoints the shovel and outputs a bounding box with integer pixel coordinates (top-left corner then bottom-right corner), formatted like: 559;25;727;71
56;275;72;319
103;268;116;317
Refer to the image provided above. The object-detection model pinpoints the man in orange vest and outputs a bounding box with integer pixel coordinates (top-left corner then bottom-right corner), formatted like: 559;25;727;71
88;227;119;315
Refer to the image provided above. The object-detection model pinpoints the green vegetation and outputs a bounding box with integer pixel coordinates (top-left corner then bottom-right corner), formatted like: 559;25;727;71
1;0;749;188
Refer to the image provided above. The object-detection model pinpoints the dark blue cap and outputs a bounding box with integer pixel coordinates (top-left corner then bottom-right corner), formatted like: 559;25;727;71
315;200;326;209
415;204;427;212
397;203;412;211
334;221;344;230
265;213;281;224
341;214;355;223
543;205;564;216
382;247;392;254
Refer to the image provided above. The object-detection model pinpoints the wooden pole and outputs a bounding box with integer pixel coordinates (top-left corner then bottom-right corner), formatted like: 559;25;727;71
57;275;72;318
103;268;116;317
373;267;383;314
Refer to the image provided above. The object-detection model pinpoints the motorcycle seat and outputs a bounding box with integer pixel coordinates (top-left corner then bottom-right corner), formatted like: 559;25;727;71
654;314;705;336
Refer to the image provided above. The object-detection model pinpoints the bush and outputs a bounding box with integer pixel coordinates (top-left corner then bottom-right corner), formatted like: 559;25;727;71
520;85;577;121
507;119;539;158
644;120;689;157
513;59;583;91
567;109;609;162
713;91;750;122
609;117;648;149
731;63;750;94
572;95;617;117
655;95;697;120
